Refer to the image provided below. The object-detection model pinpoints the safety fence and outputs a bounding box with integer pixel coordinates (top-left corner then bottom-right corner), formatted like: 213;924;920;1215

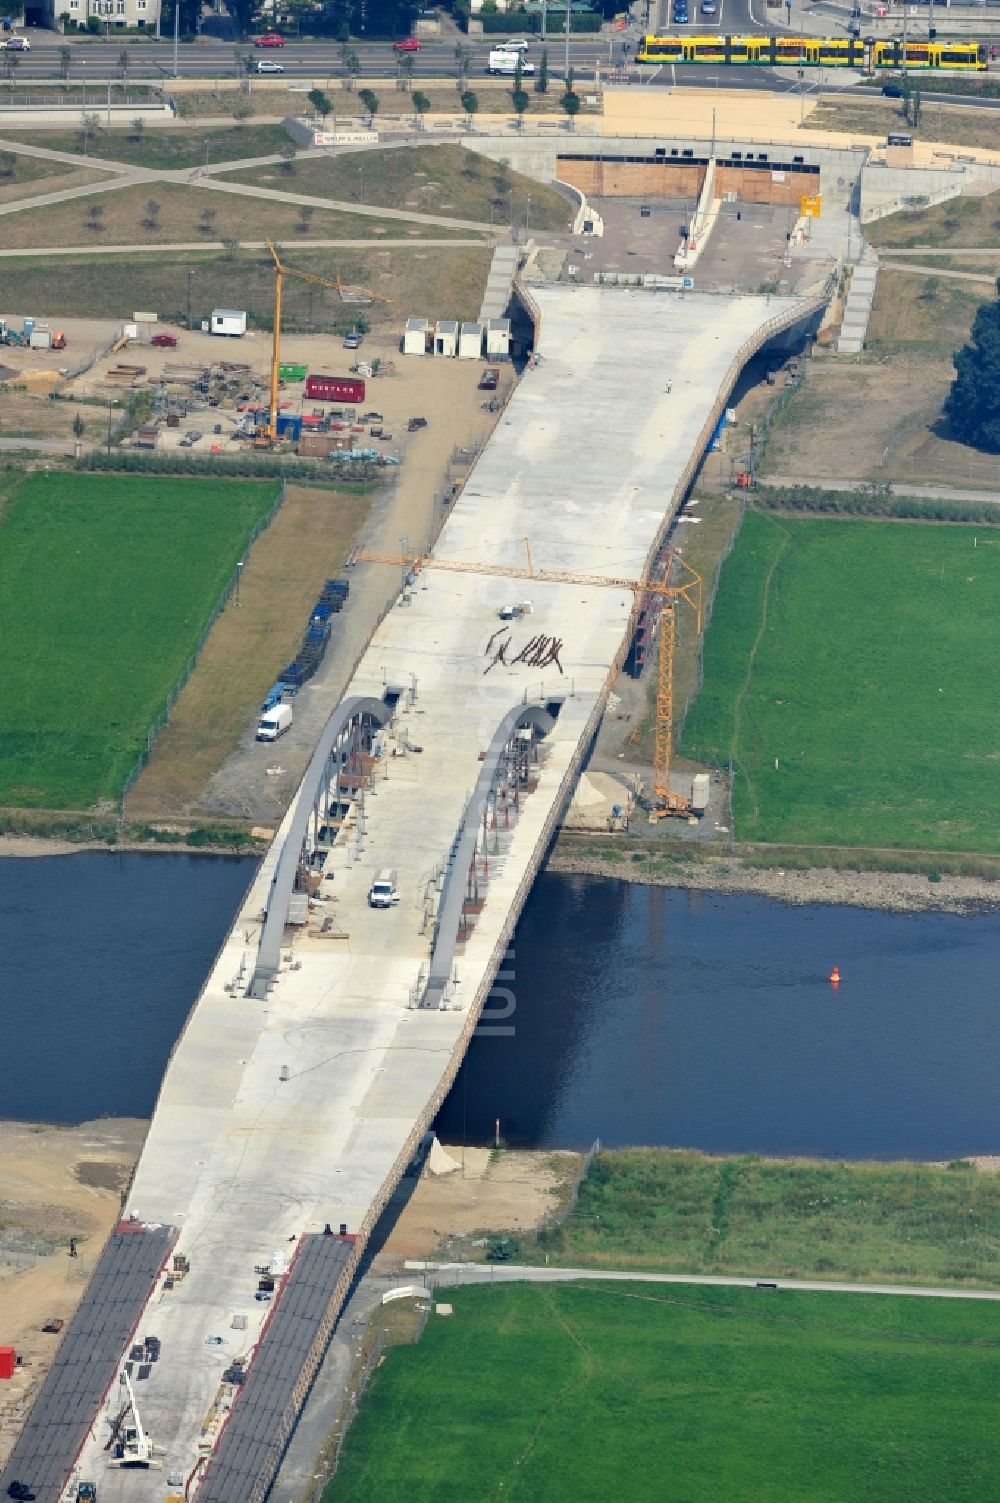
118;477;286;819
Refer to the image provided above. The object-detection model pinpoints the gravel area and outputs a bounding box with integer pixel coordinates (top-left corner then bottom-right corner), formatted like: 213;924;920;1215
548;845;1000;916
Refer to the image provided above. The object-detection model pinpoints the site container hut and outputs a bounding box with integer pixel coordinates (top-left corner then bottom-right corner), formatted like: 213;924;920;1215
403;317;430;356
434;319;460;358
276;413;303;440
458;321;485;360
210;308;248;337
485;317;512;359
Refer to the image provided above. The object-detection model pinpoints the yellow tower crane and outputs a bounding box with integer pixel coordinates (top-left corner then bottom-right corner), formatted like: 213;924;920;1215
351;543;702;820
264;239;376;445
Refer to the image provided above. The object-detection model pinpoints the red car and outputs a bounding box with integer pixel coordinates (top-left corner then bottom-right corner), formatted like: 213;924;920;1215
254;32;285;47
393;35;421;50
151;333;178;348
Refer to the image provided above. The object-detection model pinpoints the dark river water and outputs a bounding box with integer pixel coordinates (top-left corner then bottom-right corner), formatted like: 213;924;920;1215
3;855;999;1158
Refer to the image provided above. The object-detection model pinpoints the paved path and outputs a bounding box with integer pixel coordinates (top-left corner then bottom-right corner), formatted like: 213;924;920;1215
878;246;1000;257
0;236;487;258
405;1260;1000;1301
876;260;997;285
762;475;1000;504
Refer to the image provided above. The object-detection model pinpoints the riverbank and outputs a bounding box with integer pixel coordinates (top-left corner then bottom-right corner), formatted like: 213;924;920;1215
548;841;1000;915
0;1117;146;1467
0;831;265;859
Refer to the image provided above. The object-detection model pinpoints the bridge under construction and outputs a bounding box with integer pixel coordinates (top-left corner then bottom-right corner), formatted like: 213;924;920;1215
1;278;821;1503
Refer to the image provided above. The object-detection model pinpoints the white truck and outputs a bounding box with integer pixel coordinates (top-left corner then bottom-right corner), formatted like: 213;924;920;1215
487;49;535;75
256;703;293;741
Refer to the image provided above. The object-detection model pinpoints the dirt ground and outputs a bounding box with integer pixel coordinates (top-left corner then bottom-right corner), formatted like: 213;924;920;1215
375;1144;582;1264
760;356;956;483
0;1118;146;1467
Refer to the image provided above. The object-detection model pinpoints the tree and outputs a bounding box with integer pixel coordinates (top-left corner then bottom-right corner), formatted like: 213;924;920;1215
81;112;100;149
359;88;379;126
307;87;332;120
0;150;15;178
143;197;161;230
59;45;71;80
278;139;297;172
199;206;218;234
72;414;86;439
511;87;530;130
460;89;479;131
3;52;19;85
454;41;471;89
340;44;360;91
561;88;581;130
221;237;239;258
84;201;105;231
536;48;549;93
130;116;145;144
233;99;254;120
296;204;314;234
911;88;922;128
413;90;431;129
118;47;130;83
944;292;1000;451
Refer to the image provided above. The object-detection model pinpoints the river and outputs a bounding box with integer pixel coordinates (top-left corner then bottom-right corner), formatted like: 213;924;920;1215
3;855;999;1159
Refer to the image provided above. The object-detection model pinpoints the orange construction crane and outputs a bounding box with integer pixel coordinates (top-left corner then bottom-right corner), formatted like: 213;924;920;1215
352;542;701;820
264;239;377;445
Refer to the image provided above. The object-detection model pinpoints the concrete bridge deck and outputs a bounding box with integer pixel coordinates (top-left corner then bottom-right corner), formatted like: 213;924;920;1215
7;281;818;1502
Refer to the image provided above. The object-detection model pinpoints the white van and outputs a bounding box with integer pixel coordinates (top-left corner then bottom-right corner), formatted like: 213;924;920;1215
368;869;400;908
256;703;293;742
488;49;536;75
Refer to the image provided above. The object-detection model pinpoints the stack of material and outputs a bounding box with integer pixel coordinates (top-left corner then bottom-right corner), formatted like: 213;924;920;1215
105;363;147;386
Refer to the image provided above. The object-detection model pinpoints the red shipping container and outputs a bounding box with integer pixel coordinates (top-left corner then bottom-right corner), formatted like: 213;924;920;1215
0;1347;16;1380
305;375;365;404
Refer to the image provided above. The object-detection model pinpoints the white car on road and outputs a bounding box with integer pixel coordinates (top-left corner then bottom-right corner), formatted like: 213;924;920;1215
502;37;530;51
256;58;284;72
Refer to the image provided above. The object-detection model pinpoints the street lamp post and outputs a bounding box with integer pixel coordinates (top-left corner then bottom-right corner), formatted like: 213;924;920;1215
235;559;244;607
357;165;364;203
186;268;195;330
203;135;210;169
526;194;531;233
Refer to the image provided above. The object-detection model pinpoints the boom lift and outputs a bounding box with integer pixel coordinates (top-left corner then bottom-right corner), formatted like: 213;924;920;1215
263;240;376;446
107;1368;161;1468
351;542;701;820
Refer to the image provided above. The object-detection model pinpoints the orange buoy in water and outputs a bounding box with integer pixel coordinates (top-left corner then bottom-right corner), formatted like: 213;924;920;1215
829;966;841;986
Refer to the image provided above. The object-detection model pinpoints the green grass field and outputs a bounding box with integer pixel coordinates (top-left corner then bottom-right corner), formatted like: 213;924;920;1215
0;472;278;809
223;142;572;232
680;510;1000;852
331;1282;1000;1503
532;1150;1000;1286
0;244;492;330
0;122;293;170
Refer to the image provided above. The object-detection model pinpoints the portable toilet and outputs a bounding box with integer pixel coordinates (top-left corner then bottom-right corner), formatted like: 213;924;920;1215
434;319;459;358
485;318;512;360
402;317;430;356
458;321;484;360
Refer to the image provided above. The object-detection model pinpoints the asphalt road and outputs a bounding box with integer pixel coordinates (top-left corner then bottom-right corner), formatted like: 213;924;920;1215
406;1260;1000;1300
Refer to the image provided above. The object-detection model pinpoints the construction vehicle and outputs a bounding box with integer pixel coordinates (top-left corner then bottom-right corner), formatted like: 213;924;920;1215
108;1368;159;1468
350;541;701;821
76;1484;97;1503
262;240;377;446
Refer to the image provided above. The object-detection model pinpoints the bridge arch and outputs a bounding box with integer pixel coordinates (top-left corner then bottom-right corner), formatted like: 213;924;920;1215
421;699;559;1010
249;694;392;998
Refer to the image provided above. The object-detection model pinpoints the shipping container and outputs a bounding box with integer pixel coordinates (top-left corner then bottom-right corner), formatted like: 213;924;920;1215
276;413;303;439
305;375;366;404
279;362;308;381
0;1347;15;1380
691;772;711;814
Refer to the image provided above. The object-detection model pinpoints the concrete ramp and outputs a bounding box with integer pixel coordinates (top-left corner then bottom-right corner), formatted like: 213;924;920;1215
478;244;519;324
